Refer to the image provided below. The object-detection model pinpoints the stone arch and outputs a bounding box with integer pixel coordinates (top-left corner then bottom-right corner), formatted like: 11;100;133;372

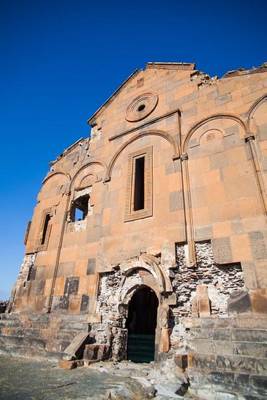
198;128;224;146
78;173;98;189
118;254;172;306
70;160;106;190
247;94;267;127
247;94;267;132
105;130;179;182
119;271;160;307
38;171;71;202
182;113;247;153
42;171;71;185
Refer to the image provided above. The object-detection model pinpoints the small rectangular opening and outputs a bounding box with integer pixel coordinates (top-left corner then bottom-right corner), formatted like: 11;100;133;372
41;214;51;245
133;156;145;211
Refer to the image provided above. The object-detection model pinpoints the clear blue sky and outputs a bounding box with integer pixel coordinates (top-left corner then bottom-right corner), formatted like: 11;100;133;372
0;0;266;299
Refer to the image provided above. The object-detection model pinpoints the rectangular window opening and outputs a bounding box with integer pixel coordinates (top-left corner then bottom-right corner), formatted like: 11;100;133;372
133;156;145;211
124;146;152;222
71;194;89;222
41;214;51;245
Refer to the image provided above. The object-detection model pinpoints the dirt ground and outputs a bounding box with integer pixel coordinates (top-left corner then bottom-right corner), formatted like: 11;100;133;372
0;355;185;400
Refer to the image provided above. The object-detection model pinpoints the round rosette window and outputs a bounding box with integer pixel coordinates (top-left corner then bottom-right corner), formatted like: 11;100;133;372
126;93;158;122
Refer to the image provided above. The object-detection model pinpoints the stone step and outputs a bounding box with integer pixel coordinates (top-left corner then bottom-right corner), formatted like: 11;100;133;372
191;316;267;330
0;312;91;360
0;334;46;350
188;352;267;399
190;327;267;343
189;352;267;375
0;313;20;321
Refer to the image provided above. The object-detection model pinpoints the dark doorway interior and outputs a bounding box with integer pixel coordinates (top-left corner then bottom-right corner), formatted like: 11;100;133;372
126;285;158;362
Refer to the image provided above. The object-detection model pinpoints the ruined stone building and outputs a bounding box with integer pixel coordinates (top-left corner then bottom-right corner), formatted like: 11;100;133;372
1;62;267;397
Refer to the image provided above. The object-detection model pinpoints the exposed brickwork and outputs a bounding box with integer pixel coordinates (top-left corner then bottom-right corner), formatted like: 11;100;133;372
171;242;244;318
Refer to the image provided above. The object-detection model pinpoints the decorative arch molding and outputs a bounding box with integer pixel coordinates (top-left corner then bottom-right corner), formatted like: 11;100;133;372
118;253;172;307
182;113;248;153
247;94;267;131
70;160;106;190
189;128;225;149
78;173;98;189
105;130;180;182
42;171;71;185
140;253;172;292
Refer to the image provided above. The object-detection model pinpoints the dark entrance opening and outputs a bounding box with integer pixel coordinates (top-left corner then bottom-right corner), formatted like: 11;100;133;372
126;286;158;363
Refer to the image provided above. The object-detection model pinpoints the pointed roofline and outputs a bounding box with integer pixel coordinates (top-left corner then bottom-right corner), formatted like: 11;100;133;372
87;69;140;126
87;61;196;126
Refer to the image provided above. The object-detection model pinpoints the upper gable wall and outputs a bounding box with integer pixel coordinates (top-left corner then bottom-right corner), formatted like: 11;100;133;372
88;64;267;157
89;65;194;139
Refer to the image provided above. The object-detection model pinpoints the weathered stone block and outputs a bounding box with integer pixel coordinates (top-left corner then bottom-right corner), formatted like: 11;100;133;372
80;294;89;312
194;225;213;241
209;371;235;388
212;237;232;263
174;353;188;370
83;344;110;361
190;339;215;354
214;340;234;355
250;289;267;314
250;375;267;395
227;290;251;314
57;262;75;277
249;231;267;260
52;295;69;311
216;354;261;374
58;359;77;369
159;327;170;353
64;277;79;296
233;342;267;358
213;329;232;341
87;258;96;275
188;353;216;371
196;285;211;317
232;328;267;343
169;191;183;212
63;332;90;360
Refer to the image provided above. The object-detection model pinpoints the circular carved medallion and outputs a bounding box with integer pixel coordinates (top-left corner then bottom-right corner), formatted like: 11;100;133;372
126;93;158;122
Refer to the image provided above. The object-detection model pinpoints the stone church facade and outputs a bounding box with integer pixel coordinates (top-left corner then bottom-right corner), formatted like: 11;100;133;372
2;62;267;396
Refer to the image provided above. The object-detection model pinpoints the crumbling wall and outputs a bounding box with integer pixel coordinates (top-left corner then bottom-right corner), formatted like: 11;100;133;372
93;242;245;360
171;241;244;319
94;269;127;360
8;254;36;312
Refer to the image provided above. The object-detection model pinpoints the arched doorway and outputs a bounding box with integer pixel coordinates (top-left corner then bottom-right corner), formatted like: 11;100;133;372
126;285;158;362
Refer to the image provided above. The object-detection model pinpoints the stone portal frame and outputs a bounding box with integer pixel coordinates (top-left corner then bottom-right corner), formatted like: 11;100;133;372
94;257;174;361
119;253;173;295
117;275;171;361
116;262;173;360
